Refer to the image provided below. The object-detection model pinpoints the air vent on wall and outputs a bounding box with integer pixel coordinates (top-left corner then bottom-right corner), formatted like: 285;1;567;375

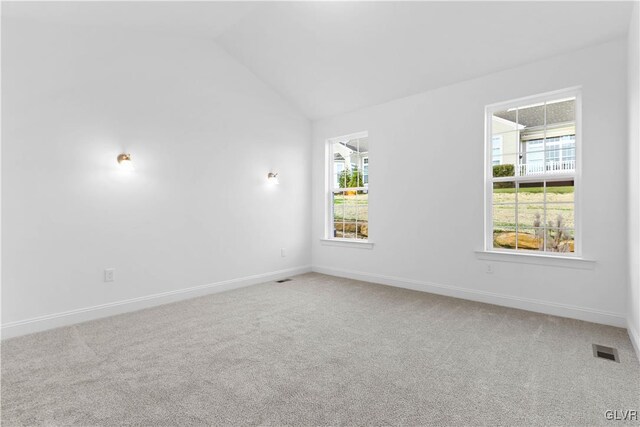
592;344;620;362
276;278;292;283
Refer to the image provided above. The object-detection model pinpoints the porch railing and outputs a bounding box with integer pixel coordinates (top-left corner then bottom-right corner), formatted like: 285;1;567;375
518;160;575;176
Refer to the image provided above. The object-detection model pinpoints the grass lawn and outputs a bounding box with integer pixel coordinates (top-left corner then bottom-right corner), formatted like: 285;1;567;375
333;193;368;221
493;186;575;229
493;186;574;194
332;189;573;231
493;204;575;229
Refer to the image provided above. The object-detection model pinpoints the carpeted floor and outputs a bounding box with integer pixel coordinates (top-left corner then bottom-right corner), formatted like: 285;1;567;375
2;272;639;426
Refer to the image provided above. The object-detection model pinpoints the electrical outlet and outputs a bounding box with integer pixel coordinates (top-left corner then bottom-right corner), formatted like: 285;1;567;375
486;264;493;274
281;248;286;258
104;268;115;282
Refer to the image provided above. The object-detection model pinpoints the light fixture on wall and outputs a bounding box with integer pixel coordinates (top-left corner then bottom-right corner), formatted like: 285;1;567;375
117;153;134;171
267;172;279;184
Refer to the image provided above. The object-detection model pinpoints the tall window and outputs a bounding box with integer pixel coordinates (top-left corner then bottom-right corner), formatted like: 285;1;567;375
327;132;369;240
486;89;580;255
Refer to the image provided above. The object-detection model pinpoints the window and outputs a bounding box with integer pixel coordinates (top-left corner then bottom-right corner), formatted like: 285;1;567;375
327;132;369;241
486;89;580;255
491;135;503;165
362;157;369;184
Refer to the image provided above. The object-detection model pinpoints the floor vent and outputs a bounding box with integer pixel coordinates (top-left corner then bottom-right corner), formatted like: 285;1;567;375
276;278;292;283
592;344;620;362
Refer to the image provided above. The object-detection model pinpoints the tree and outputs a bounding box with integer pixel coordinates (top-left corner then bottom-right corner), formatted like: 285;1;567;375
493;164;515;189
338;167;364;188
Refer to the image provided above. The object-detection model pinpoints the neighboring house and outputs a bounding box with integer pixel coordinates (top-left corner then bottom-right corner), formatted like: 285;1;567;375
333;139;369;187
492;99;576;176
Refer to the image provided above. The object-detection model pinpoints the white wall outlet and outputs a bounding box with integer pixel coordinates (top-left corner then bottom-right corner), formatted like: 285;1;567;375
486;264;494;274
281;248;286;257
104;268;115;282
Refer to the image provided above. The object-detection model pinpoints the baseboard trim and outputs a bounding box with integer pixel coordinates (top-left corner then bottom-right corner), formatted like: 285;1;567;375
1;265;312;340
628;319;640;362
312;265;626;328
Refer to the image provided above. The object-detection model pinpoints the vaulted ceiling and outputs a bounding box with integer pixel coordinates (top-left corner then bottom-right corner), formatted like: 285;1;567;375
3;1;634;120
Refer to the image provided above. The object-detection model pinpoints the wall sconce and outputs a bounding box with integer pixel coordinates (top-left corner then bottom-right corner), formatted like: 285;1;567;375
267;172;279;184
117;153;134;171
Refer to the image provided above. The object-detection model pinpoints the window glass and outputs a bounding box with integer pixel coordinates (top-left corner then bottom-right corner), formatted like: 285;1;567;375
328;133;369;240
488;93;577;254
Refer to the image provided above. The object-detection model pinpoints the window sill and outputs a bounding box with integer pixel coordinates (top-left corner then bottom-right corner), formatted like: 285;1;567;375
320;239;374;249
475;250;595;270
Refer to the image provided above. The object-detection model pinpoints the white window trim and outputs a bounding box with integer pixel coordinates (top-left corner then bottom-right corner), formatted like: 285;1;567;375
320;238;374;249
474;250;594;269
325;130;371;245
484;87;583;259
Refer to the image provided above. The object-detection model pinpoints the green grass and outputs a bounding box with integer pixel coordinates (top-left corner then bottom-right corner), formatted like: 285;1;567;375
334;200;368;205
333;194;368;221
493;186;574;194
333;194;368;205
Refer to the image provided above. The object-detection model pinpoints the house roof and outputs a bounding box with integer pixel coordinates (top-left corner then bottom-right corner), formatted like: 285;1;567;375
494;99;575;129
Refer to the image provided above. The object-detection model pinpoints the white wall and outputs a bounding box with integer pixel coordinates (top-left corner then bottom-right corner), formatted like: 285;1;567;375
628;3;640;355
1;19;311;336
312;40;629;327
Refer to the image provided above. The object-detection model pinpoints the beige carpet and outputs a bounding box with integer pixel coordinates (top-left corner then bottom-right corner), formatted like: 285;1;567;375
2;272;639;426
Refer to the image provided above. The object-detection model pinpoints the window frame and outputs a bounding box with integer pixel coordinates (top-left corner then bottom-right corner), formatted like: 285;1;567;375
325;131;369;243
484;87;582;258
362;157;369;184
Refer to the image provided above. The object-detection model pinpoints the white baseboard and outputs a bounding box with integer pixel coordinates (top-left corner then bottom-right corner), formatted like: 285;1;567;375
628;319;640;362
1;265;311;340
312;265;627;328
